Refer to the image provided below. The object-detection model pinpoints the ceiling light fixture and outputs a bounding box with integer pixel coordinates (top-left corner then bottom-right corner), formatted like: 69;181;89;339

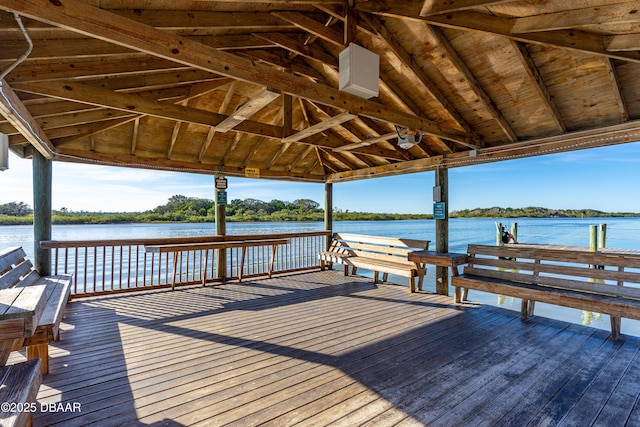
395;125;422;149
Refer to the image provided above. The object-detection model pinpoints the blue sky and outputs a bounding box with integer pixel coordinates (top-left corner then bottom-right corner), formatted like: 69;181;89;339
1;142;639;214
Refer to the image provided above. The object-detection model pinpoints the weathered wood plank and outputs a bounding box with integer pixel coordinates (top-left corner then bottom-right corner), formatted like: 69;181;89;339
4;270;636;426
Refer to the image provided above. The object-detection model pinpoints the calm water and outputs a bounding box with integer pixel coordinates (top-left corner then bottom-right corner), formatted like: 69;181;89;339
3;217;640;336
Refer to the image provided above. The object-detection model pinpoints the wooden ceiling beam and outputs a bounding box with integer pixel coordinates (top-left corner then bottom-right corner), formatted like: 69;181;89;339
603;58;629;123
511;41;566;133
333;132;397;152
282;112;356;143
55;147;325;182
110;10;294;32
0;78;55;158
214;87;279;133
131;117;140;155
42;78;236;149
12;80;283;139
428;25;517;143
420;0;516;16
271;11;344;47
359;13;480;147
253;32;338;68
511;2;640;34
166;119;182;159
7;57;189;84
606;34;640;52
0;0;473;145
357;1;640;64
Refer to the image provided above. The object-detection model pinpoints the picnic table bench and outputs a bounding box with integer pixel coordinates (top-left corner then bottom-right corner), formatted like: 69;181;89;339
145;238;289;289
318;233;430;292
452;244;640;341
0;246;72;426
0;247;72;374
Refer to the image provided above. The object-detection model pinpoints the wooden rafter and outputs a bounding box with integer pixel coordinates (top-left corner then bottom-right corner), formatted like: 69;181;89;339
271;12;344;46
12;80;283;140
428;26;517;143
215;87;279;133
131;117;140;155
510;2;640;34
360;13;478;144
253;33;338;67
357;1;640;64
420;0;515;16
282;112;356;143
0;0;473;145
0;79;55;158
333;132;397;152
511;41;566;133
606;34;640;52
603;59;628;123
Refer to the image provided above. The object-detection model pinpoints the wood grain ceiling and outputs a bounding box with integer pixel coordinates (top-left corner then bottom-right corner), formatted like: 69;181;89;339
0;0;639;183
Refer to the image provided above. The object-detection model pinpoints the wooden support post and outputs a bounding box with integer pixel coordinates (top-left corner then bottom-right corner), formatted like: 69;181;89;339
33;150;51;276
511;222;518;242
215;188;226;282
324;182;333;251
496;222;502;246
435;167;448;295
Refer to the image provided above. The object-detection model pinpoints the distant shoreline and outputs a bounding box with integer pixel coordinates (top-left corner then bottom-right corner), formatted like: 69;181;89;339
1;207;638;226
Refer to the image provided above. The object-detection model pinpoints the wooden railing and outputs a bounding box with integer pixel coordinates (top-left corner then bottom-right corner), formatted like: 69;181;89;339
40;231;331;297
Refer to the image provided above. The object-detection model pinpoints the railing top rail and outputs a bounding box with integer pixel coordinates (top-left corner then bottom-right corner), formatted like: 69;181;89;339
40;231;331;249
145;238;290;253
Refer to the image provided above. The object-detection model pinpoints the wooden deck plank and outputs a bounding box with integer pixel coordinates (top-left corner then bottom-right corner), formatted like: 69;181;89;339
560;338;640;426
592;349;640;426
3;270;637;427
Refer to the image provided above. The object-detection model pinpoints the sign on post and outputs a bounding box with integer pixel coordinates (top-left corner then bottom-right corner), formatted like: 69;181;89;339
433;202;446;220
216;190;227;205
215;175;228;190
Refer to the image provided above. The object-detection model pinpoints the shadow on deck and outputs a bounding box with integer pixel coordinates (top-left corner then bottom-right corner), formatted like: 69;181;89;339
9;270;640;426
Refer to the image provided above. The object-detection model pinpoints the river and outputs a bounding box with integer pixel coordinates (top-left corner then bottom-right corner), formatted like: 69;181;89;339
3;217;640;336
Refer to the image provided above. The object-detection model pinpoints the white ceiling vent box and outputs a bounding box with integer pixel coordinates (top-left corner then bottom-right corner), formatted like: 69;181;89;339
339;43;379;99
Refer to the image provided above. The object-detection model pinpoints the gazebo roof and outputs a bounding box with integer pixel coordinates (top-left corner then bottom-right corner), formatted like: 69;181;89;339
1;0;639;183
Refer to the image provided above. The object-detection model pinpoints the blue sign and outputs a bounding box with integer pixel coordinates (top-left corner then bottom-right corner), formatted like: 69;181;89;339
217;190;227;205
433;202;446;219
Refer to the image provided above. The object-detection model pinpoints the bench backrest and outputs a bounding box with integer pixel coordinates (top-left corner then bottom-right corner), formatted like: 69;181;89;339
0;247;41;289
331;233;430;266
464;244;640;300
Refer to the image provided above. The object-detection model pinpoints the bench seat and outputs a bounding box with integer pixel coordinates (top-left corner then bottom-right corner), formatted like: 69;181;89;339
319;233;430;292
1;247;72;375
455;273;640;320
0;359;41;427
452;244;640;341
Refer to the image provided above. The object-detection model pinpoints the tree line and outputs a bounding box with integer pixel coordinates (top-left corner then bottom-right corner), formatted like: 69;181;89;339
1;199;636;225
0;196;431;225
450;206;638;218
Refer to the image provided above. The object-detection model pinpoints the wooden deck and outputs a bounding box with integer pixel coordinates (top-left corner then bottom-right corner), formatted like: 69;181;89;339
8;270;640;426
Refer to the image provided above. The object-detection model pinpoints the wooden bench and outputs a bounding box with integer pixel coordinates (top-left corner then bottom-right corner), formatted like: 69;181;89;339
318;233;430;292
452;244;640;341
0;359;41;427
145;238;290;289
0;247;72;375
